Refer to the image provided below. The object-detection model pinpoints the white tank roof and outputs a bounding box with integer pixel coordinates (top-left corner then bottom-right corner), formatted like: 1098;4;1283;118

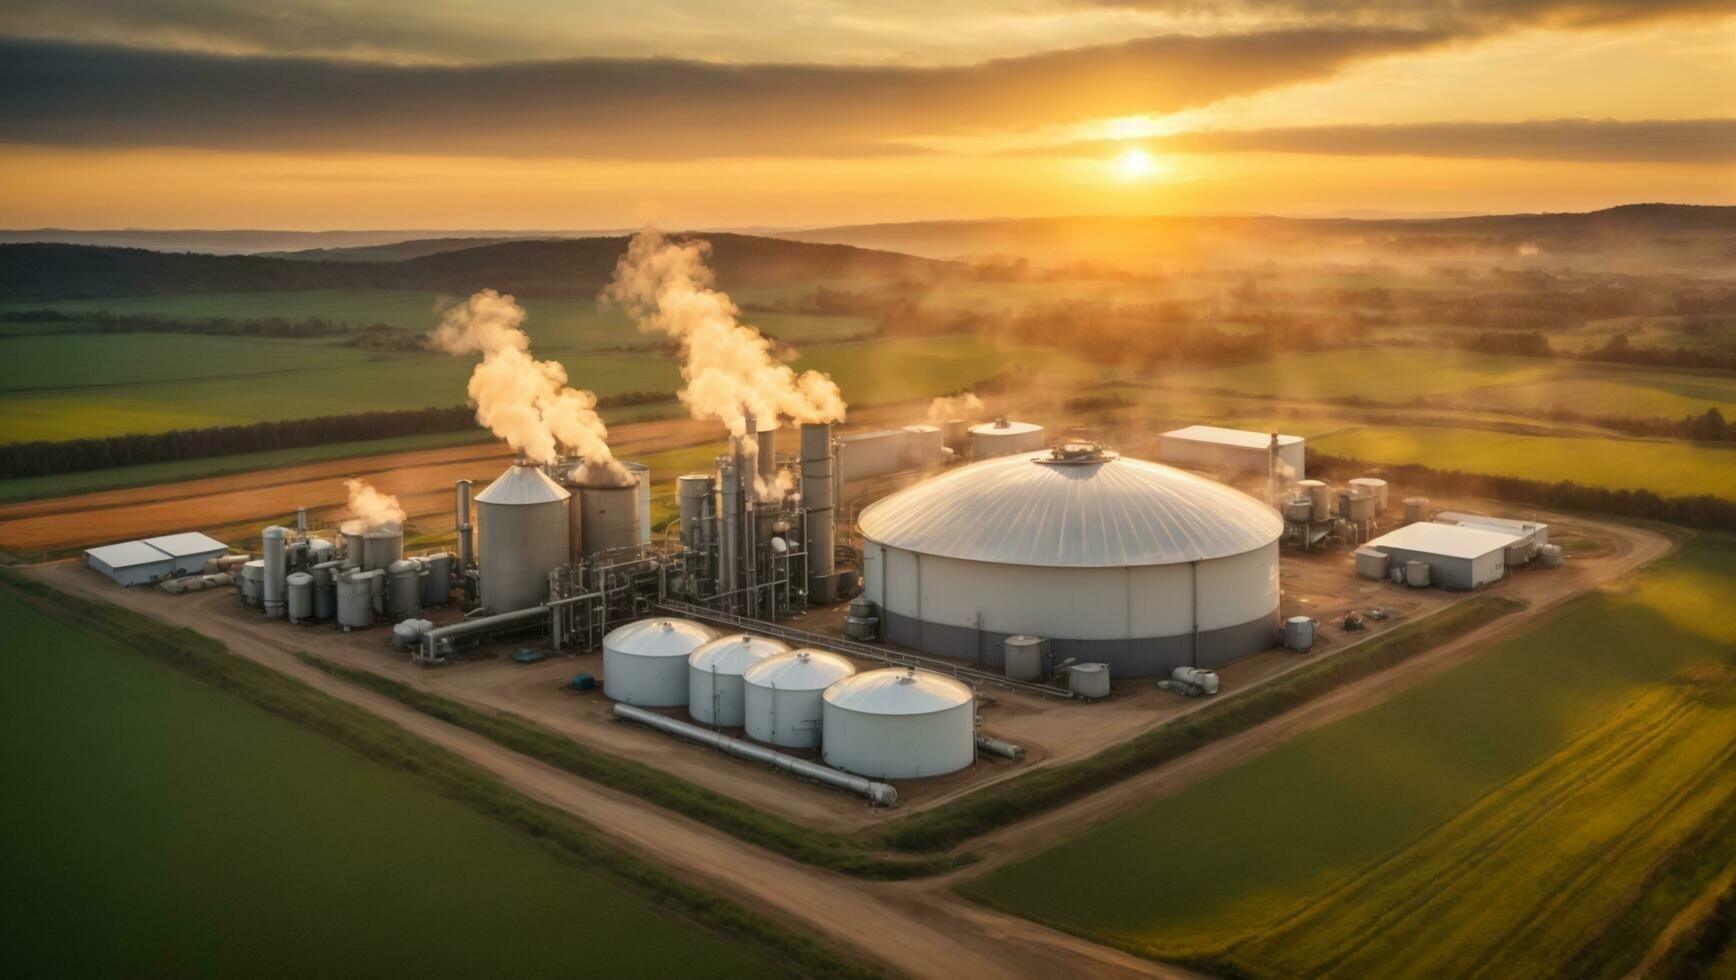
689;634;789;673
475;463;571;505
744;649;856;691
604;618;717;658
969;419;1043;436
1162;424;1303;449
824;668;972;715
858;450;1282;567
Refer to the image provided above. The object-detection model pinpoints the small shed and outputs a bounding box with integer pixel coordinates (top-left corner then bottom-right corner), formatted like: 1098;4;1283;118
1159;425;1306;480
141;532;230;575
1364;523;1519;590
85;541;175;586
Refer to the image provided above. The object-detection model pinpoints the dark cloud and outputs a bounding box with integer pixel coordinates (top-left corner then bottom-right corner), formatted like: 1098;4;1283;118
1031;119;1736;163
0;30;1455;158
1067;0;1736;30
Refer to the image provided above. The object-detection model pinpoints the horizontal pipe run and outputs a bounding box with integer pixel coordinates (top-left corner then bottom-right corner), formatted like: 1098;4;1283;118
612;703;897;807
420;605;550;657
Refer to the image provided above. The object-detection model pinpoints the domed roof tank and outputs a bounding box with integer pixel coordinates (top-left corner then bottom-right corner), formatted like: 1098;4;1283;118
603;618;718;707
474;462;571;614
687;634;790;727
822;668;975;779
743;650;856;748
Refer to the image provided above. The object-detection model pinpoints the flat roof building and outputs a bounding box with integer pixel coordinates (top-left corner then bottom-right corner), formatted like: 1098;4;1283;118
85;541;177;587
141;532;230;575
1159;425;1306;480
1364;522;1519;590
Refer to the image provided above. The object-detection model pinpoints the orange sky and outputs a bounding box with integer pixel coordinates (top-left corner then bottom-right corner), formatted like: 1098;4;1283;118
0;1;1730;228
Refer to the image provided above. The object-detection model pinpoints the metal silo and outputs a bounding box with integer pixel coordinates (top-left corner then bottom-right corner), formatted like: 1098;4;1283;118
420;552;453;606
474;462;571;614
362;528;403;571
821;668;975;779
968;418;1045;460
386;559;422;621
261;526;287;618
240;559;264;607
286;572;313;622
622;461;653;544
574;463;640;558
336;570;379;630
602;618;718;707
687;634;790;727
743;649;856;749
677;474;715;550
310;559;343;620
1349;477;1389;512
800;423;836;603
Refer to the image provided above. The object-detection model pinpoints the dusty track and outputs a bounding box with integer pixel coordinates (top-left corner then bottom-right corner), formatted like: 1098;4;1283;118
19;515;1672;979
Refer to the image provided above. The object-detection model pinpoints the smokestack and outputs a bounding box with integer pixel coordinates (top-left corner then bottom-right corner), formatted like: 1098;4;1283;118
756;419;777;483
1267;433;1279;506
719;457;741;608
454;479;473;570
295;506;307;536
801;423;836;604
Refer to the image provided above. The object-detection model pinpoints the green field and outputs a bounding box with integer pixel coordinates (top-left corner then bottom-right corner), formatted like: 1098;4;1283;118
1161;348;1736;419
0;289;876;351
1312;425;1736;498
0;587;792;978
0;328;1077;443
966;537;1736;978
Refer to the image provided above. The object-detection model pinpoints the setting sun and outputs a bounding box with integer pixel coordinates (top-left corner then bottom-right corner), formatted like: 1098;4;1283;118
1115;147;1159;180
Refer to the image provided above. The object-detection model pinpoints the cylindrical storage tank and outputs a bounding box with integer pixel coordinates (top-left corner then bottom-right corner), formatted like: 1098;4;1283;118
1172;666;1220;694
901;424;945;468
342;525;365;564
181;577;207;593
285;571;313;622
1294;480;1333;522
240;559;264;606
1349;478;1389;512
1281;496;1314;524
475;462;571;614
687;634;790;727
1284;616;1315;651
602;618;718;707
1069;662;1111;698
202;573;231;588
968;418;1045;460
822;669;975;779
859;449;1283;678
261;525;287;618
1342;487;1376;524
677;474;714;550
742;650;857;749
386;559;421;621
1004;635;1048;682
1406;560;1432;588
336;571;377;629
310;560;343;620
1540;543;1565;568
942;418;970;451
421;552;453;606
361;528;403;572
575;465;640;558
621;461;653;544
800;423;837;603
1404;496;1430;524
454;479;474;571
1354;548;1391;580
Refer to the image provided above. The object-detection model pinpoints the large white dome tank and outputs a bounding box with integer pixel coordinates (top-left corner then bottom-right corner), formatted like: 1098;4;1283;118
603;618;718;707
822;668;975;779
687;634;790;727
742;649;857;748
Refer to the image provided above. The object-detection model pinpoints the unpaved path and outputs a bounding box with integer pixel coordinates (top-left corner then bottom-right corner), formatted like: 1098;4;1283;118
19;514;1672;979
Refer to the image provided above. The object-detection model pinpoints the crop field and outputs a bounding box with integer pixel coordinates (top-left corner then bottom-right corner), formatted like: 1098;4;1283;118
965;537;1736;979
0;326;1078;443
1311;426;1736;498
1159;348;1736;418
0;588;790;979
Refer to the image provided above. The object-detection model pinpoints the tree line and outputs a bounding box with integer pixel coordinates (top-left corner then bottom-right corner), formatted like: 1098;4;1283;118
1308;451;1736;533
1456;328;1736;371
1;309;364;338
1;392;674;479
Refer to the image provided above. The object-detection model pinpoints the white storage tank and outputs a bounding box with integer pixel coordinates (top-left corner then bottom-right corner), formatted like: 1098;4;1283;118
1349;477;1389;512
285;571;313;622
1404;496;1430;524
968;418;1046;460
1406;560;1432;588
386;559;421;621
1003;635;1048;682
687;634;789;727
822;668;975;779
1354;548;1391;580
1284;616;1315;651
239;559;264;607
602;618;718;707
475;462;572;614
742;650;857;749
1172;666;1220;695
622;461;653;544
336;570;379;630
1069;662;1111;698
261;525;287;618
860;446;1283;677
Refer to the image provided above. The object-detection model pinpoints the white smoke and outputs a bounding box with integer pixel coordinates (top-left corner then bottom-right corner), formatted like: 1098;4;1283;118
429;289;621;475
927;392;984;424
342;478;405;532
602;229;846;439
1517;242;1541;257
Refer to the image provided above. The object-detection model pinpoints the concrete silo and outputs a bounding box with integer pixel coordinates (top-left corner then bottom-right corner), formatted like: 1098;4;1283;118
474;462;571;614
822;668;975;779
858;445;1283;677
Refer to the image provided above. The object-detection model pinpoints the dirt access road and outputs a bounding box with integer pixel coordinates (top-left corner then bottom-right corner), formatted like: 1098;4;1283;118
21;514;1672;979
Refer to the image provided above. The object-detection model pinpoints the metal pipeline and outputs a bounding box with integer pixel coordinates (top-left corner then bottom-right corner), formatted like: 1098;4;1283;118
976;734;1027;760
419;604;549;659
613;703;897;807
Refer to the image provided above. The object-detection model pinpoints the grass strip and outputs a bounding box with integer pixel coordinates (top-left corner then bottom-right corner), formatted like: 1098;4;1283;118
292;649;969;880
879;595;1524;853
0;568;881;980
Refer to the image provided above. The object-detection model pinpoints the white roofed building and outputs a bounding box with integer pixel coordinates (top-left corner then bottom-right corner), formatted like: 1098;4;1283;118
140;532;229;575
85;540;176;586
1159;424;1306;480
1364;522;1519;589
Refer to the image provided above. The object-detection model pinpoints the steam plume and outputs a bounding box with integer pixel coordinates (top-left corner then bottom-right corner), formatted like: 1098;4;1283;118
342;478;405;531
603;229;846;438
429;289;620;474
927;393;984;424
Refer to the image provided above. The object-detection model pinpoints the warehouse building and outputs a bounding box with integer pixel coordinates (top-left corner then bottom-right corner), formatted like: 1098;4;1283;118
1159;425;1306;479
858;444;1283;677
1435;512;1548;564
140;532;230;576
85;540;178;586
1363;522;1517;590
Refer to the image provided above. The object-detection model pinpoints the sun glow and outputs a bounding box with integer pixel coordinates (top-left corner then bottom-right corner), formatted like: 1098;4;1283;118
1115;148;1159;180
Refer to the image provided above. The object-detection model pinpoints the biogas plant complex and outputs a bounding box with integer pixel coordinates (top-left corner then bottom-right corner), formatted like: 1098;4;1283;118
78;235;1565;811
